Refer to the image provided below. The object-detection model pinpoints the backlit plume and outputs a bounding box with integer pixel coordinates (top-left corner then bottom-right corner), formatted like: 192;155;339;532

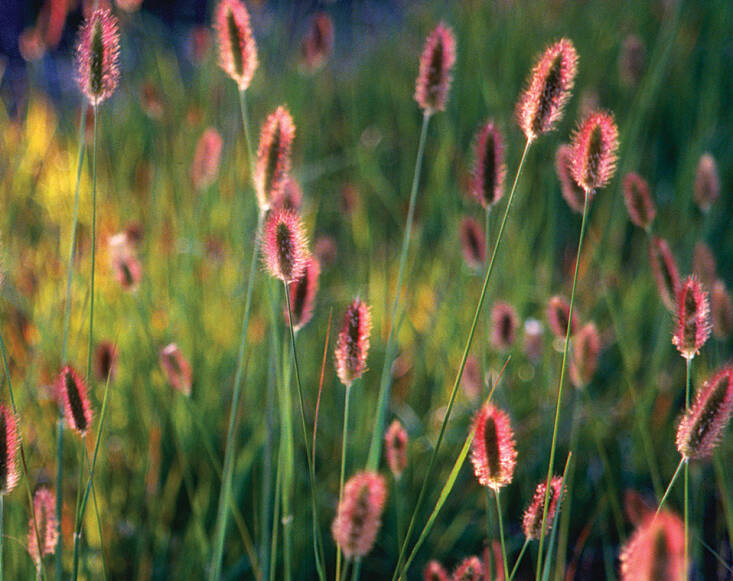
648;236;680;311
262;209;309;283
28;487;58;569
334;298;372;387
470;403;517;490
522;475;564;540
451;556;483;581
459;216;486;270
570;111;619;194
75;8;120;106
672;276;711;360
254;107;296;210
57;365;93;436
470;121;506;208
384;419;408;479
619;510;684;581
331;471;387;559
414;22;456;115
284;255;320;332
214;0;258;90
623;172;656;230
555;144;585;214
0;404;20;495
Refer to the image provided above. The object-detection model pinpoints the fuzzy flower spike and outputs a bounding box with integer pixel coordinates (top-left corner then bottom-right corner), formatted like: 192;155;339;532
284;255;320;332
470;121;506;208
28;487;59;569
75;8;120;106
570;111;620;197
0;404;20;495
523;476;565;540
254;106;296;210
415;22;456;115
334;298;372;387
331;471;387;559
672;276;711;360
262;208;309;284
619;510;684;581
470;403;517;490
214;0;258;91
57;365;93;436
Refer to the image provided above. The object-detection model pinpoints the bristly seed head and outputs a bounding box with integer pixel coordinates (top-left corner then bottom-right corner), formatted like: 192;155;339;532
423;560;449;581
451;556;483;581
94;340;118;383
672;276;711;360
459;216;486;270
214;0;258;90
676;365;732;460
648;236;680;312
0;404;20;495
570;321;601;388
28;487;59;569
414;22;456;115
262;208;309;283
191;128;223;190
470;403;517;490
555;144;585;214
57;365;92;436
491;301;519;351
693;153;719;212
546;295;577;339
334;298;372;387
623;172;656;230
516;38;578;142
331;471;387;559
384;419;408;479
159;343;193;396
470;121;506;208
75;8;120;106
619;510;684;581
254;106;296;210
283;255;320;332
570;110;619;195
522;475;565;540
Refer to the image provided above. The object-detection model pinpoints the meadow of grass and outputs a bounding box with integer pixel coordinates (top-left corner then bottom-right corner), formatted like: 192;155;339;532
0;0;732;579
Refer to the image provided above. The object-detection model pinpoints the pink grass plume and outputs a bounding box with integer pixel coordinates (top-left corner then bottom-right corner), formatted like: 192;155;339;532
470;121;506;208
546;295;577;339
470;403;517;490
28;487;58;570
75;8;120;106
555;144;585;214
570;322;601;388
214;0;258;91
57;365;93;436
459;216;487;270
491;301;518;351
334;298;372;387
262;208;309;284
415;22;456;115
331;471;387;559
570;111;619;195
619;510;684;581
384;419;408;479
672;276;711;360
283;255;320;332
300;13;334;71
693;153;719;212
0;404;20;495
522;475;564;540
424;560;449;581
159;343;193;397
254;106;296;210
648;236;680;311
622;172;656;230
94;340;118;383
191;128;223;190
451;556;483;581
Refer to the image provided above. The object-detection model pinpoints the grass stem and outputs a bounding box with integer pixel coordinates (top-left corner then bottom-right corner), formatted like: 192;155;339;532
335;383;352;581
495;490;510;581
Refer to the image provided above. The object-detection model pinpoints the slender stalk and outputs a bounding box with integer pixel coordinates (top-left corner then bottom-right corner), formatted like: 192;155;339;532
684;357;691;578
495;490;510;581
238;90;255;169
509;538;530;581
85;105;98;383
536;189;590;580
71;444;86;581
656;458;685;516
335;384;352;581
0;496;3;581
367;112;431;469
393;138;532;579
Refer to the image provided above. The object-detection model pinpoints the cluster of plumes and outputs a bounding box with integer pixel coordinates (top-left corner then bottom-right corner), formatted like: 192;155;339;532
459;216;486;269
470;403;517;490
262;209;309;283
676;365;732;460
75;9;120;106
693;153;719;212
214;0;258;91
491;301;518;351
569;111;619;195
414;22;457;115
28;487;58;570
57;365;93;436
451;556;483;581
522;475;565;540
619;509;684;581
623;172;656;231
546;295;577;339
300;12;334;71
470;121;506;208
284;255;320;332
107;231;143;292
555;144;586;213
516;38;578;142
671;276;711;360
0;404;20;495
384;420;408;479
254;107;296;211
331;471;387;559
159;343;193;396
191;128;223;190
618;34;646;87
570;322;601;388
648;236;680;311
334;298;372;387
94;340;118;383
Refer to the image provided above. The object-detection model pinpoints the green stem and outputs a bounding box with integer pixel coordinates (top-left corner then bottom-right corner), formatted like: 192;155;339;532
71;443;85;581
536;188;590;580
85;105;98;383
367;112;431;470
684;357;691;578
393;138;532;580
238;90;255;171
509;538;530;581
495;490;510;581
656;458;685;516
335;384;352;581
0;496;3;581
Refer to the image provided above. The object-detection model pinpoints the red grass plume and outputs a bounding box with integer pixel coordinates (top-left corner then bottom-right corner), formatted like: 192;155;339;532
491;301;518;351
470;121;506;208
262;208;309;284
546;295;577;339
570;322;601;388
283;255;320;332
300;12;334;71
331;471;387;559
334;298;372;387
94;340;118;383
57;365;93;436
191;128;223;190
0;404;20;495
619;510;684;581
693;153;719;212
712;279;733;339
384;419;408;479
522;475;565;540
672;276;711;360
470;403;517;490
254;106;296;210
516;38;578;142
424;560;449;581
28;487;58;569
414;22;456;115
159;343;193;397
451;556;483;581
555;144;585;214
623;172;656;230
271;175;304;213
214;0;258;91
459;216;486;270
676;365;732;460
75;8;120;106
648;236;680;311
570;111;619;195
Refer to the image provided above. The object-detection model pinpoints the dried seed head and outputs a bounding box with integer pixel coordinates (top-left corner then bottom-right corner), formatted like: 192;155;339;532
0;404;20;495
623;172;656;230
94;340;118;383
524;318;544;363
516;38;578;142
262;209;309;283
214;0;258;90
522;475;565;540
570;111;619;194
648;236;680;311
470;121;506;208
711;279;733;339
570;322;601;388
159;343;193;396
254;106;296;210
334;298;372;387
75;9;120;106
491;301;519;351
191;128;223;190
546;295;577;339
672;276;711;360
692;242;717;289
271;175;304;213
619;510;684;581
300;12;334;71
384;419;408;479
414;22;456;115
424;560;449;581
331;471;387;559
57;365;92;436
619;34;646;87
693;153;719;212
283;255;320;332
28;487;58;569
459;216;486;270
470;403;517;490
555;144;585;214
675;365;732;460
451;556;483;581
